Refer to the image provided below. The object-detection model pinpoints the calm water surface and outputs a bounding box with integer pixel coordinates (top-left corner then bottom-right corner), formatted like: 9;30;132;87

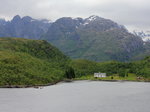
0;81;150;112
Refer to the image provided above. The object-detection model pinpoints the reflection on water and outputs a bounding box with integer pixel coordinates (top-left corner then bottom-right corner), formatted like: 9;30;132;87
0;81;150;112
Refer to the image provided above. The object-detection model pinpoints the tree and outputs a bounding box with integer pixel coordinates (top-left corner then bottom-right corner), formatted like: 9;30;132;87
118;69;126;77
125;69;129;77
65;67;75;79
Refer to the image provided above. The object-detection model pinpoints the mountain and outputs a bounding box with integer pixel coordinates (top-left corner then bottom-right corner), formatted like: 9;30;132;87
0;19;6;25
0;38;69;86
42;15;147;62
133;30;150;42
0;15;149;62
0;15;51;39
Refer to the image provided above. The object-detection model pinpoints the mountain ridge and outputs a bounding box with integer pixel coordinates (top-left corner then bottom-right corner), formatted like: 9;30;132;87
0;15;150;62
0;15;51;39
41;15;147;62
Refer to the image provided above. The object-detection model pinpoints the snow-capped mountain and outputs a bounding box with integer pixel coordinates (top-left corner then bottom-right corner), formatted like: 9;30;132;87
133;30;150;42
42;15;144;62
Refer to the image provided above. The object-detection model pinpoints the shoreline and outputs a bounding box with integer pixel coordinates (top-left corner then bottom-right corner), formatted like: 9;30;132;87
0;79;150;88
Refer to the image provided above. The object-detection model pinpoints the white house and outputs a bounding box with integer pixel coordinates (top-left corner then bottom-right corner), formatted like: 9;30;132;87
94;72;106;78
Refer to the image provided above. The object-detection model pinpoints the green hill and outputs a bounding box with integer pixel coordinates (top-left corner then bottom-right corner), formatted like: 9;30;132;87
131;56;150;78
0;38;69;86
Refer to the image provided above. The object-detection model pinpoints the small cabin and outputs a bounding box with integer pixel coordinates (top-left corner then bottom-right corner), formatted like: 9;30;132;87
94;72;106;78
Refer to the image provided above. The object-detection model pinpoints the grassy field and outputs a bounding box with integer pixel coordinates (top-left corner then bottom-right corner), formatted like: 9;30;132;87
75;73;149;82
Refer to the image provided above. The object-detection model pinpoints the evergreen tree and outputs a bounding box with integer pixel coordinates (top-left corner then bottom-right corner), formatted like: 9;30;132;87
65;67;75;79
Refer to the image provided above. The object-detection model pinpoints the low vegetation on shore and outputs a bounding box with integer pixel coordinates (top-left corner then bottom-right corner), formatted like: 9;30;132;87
69;58;150;81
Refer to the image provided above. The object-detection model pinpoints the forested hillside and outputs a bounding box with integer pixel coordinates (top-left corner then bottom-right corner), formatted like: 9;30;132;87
0;38;69;86
69;57;150;80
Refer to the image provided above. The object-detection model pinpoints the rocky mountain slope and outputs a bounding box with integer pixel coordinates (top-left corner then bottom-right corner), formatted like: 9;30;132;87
133;30;150;42
42;15;147;61
0;15;51;39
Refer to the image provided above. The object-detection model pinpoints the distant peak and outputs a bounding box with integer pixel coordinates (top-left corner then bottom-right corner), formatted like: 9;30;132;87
86;15;104;22
13;15;21;19
89;15;99;18
12;15;21;22
0;18;6;25
88;15;99;20
22;16;32;20
22;16;33;21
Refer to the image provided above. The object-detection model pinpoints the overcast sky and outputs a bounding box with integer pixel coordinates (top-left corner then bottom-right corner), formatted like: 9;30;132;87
0;0;149;31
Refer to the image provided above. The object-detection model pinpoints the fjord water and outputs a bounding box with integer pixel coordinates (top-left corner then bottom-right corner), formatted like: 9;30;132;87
0;81;150;112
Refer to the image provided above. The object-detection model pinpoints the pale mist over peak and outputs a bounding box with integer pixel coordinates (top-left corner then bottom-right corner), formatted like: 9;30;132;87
0;0;149;32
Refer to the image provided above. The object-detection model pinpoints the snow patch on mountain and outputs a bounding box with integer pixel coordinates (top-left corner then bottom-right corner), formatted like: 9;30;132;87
133;30;150;42
75;26;79;29
30;19;36;22
88;15;98;21
80;15;99;26
83;22;89;26
143;37;150;42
